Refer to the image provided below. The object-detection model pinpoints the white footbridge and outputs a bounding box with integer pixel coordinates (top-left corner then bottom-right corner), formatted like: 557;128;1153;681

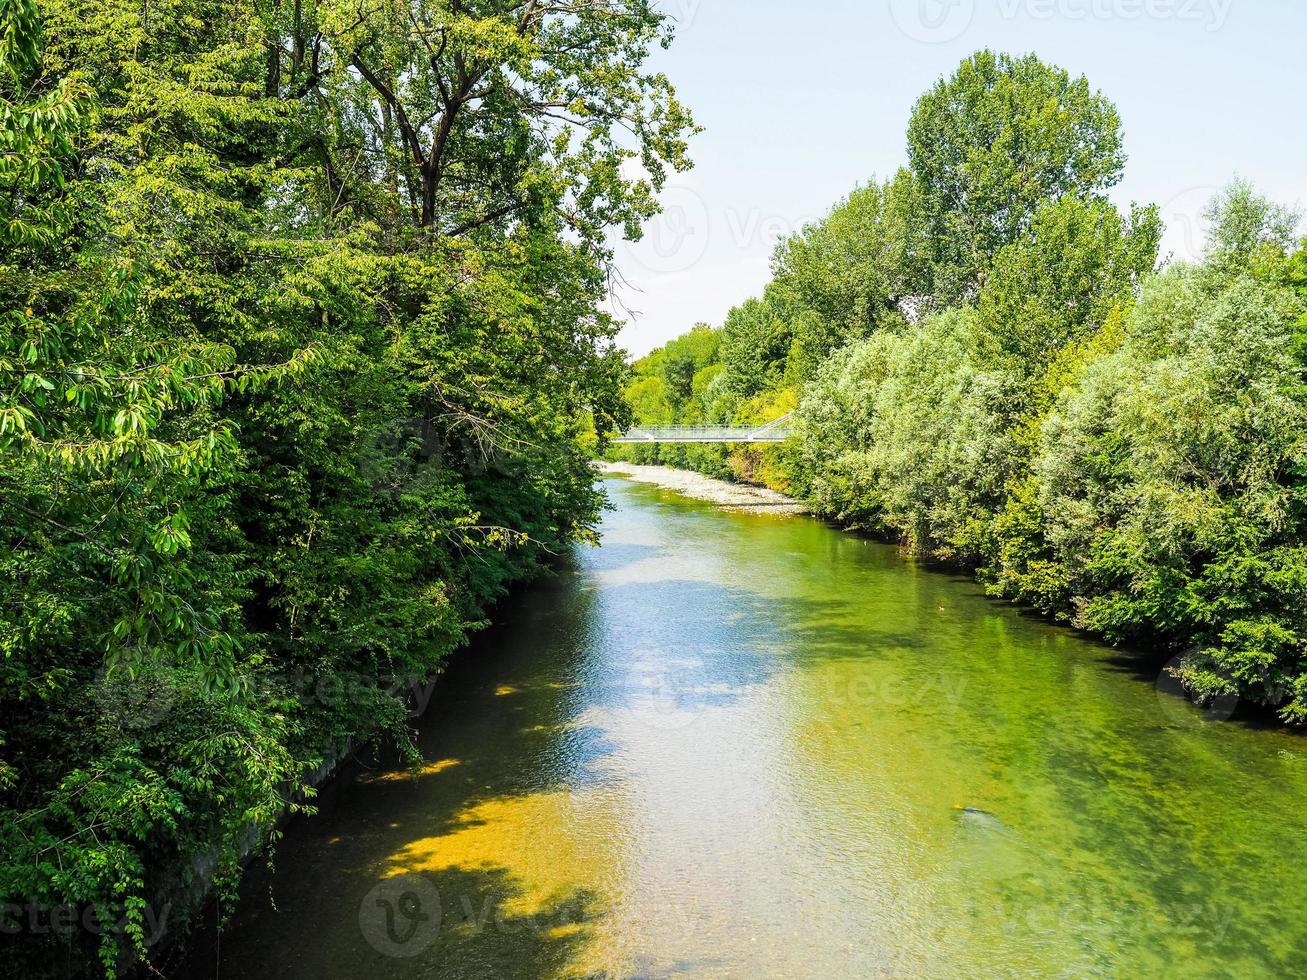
612;413;793;444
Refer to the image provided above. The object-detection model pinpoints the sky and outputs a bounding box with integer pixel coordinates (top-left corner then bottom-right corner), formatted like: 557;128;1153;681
607;0;1307;356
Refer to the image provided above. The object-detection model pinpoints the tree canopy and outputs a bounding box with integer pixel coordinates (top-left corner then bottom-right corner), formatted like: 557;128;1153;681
907;49;1126;302
1;0;694;973
612;51;1307;729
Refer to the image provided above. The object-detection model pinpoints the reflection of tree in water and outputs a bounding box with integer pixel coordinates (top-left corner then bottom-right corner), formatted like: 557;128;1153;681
174;567;621;979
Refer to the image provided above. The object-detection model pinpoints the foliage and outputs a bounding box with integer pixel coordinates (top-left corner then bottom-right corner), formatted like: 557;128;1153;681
795;183;1307;721
795;308;1022;562
768;170;926;376
978;195;1160;377
906;49;1125;302
0;0;80;244
1;0;693;974
613;50;1307;726
607;323;780;482
717;291;792;399
1019;253;1307;716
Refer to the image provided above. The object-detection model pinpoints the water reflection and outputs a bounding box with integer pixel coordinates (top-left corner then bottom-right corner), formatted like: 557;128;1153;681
180;478;1307;978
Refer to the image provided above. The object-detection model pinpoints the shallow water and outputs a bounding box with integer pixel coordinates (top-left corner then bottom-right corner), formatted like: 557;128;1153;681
181;477;1307;978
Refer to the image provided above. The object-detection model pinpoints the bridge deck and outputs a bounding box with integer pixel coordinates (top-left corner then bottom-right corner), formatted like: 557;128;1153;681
612;415;792;444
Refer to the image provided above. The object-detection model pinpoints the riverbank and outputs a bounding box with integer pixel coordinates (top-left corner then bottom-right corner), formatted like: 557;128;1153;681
594;460;808;515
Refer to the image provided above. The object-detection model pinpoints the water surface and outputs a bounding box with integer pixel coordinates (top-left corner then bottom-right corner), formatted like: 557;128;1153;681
182;477;1307;978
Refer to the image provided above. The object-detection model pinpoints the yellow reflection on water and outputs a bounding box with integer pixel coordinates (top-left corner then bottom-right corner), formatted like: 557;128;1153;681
181;477;1307;980
358;758;461;785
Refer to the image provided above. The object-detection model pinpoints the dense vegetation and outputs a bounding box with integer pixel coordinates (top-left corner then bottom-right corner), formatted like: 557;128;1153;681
0;0;693;973
612;51;1307;724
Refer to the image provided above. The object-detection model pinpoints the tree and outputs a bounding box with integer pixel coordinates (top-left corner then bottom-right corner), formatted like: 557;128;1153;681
658;324;718;408
989;186;1307;719
1201;178;1302;275
2;3;308;971
718;291;792;399
769;170;926;374
280;0;696;238
0;0;79;244
1;0;694;973
907;50;1125;302
793;309;1021;561
978;196;1161;375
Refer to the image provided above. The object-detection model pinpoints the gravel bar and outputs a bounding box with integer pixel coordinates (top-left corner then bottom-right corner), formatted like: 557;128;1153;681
594;460;808;515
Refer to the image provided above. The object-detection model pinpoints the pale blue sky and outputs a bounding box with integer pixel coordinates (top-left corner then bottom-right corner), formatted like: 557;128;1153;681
610;0;1306;355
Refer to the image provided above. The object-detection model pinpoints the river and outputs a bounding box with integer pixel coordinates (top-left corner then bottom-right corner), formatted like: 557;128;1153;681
180;476;1307;978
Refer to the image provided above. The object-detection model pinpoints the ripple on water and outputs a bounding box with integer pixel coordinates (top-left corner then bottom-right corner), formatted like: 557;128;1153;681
181;477;1307;979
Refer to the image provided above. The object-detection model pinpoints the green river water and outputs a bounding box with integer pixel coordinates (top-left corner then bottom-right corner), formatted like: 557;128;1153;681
181;476;1307;978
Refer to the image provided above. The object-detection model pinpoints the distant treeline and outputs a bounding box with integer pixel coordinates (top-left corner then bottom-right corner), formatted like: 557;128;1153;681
611;51;1307;725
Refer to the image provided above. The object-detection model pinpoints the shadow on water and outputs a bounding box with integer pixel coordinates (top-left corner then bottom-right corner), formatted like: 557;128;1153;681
1101;647;1307;735
173;479;1307;979
175;547;888;977
174;573;620;979
178;857;601;980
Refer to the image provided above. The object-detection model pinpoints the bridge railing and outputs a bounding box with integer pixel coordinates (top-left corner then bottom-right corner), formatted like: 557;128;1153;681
611;416;792;444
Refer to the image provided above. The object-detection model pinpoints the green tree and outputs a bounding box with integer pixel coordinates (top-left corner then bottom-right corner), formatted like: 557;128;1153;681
0;0;79;244
291;0;695;237
769;170;927;374
718;290;792;399
979;195;1161;375
659;324;719;408
1202;178;1301;275
0;0;694;973
2;2;308;972
907;50;1125;302
794;308;1021;561
989;186;1307;719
